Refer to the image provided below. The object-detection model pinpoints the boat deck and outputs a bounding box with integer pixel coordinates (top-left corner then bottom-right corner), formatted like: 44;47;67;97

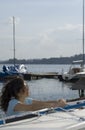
0;109;85;130
1;100;85;130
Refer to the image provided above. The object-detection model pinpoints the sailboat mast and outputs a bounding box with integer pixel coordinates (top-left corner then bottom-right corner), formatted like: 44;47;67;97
13;16;16;67
83;0;85;66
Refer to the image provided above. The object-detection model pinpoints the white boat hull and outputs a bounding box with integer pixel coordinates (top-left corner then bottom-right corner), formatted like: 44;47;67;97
1;100;85;130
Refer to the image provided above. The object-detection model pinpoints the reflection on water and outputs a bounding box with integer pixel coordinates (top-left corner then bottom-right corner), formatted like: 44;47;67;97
28;78;79;101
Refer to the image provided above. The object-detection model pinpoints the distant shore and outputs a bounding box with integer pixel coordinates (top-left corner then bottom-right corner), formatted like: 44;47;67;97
0;53;84;64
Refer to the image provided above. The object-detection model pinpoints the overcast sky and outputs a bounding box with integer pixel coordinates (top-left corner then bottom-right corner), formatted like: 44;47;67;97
0;0;84;60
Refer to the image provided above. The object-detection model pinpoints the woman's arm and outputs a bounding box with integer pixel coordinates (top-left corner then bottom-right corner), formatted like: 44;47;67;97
14;99;67;112
33;99;67;108
14;101;53;111
33;99;66;104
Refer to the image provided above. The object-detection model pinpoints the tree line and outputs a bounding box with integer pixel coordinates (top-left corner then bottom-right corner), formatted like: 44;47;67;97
0;54;84;64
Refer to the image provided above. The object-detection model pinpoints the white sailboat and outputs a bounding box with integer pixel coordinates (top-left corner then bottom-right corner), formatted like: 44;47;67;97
59;0;85;83
2;17;28;76
61;60;84;82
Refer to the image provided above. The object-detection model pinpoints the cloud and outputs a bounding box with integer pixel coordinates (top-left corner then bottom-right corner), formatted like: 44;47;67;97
36;24;82;44
26;23;82;58
16;23;82;48
57;24;82;31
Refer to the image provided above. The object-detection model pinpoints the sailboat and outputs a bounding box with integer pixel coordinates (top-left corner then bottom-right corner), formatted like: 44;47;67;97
7;16;28;74
59;0;85;83
60;60;85;82
0;17;28;81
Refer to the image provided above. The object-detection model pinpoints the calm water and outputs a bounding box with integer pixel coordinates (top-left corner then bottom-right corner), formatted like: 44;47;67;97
0;64;79;101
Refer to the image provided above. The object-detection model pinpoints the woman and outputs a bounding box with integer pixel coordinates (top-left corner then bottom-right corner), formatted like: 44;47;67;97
1;77;67;116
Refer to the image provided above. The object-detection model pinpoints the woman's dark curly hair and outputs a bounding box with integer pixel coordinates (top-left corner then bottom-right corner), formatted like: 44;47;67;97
1;77;25;112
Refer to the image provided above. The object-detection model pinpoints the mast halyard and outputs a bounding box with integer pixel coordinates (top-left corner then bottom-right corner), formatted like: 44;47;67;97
83;0;85;67
13;16;16;67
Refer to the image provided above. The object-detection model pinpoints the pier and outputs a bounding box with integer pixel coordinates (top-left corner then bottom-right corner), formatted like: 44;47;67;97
23;72;58;80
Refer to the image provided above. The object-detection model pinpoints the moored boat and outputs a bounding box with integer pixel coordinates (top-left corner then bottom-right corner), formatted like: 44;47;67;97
58;60;85;83
0;64;29;82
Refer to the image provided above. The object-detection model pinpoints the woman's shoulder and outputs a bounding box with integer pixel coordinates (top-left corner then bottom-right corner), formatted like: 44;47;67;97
9;98;21;105
6;98;22;116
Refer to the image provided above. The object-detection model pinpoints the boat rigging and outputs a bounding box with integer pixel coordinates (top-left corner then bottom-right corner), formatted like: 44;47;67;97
13;16;16;67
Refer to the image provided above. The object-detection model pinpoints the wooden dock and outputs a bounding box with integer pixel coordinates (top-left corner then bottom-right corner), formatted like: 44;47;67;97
23;72;58;80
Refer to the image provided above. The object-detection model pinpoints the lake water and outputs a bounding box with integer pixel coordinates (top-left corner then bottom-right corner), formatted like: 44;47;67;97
0;64;79;101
